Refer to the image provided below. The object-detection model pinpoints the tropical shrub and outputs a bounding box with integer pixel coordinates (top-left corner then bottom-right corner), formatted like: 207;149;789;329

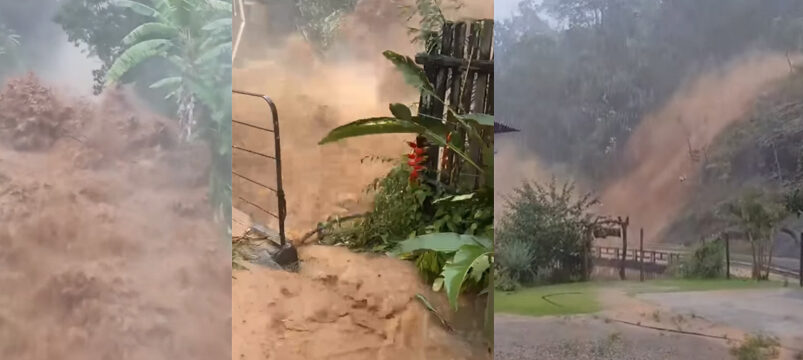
495;239;536;286
717;189;789;280
496;179;598;286
786;188;803;217
674;240;726;279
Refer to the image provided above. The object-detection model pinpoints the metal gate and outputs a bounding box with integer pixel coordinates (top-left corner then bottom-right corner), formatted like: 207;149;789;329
232;89;286;246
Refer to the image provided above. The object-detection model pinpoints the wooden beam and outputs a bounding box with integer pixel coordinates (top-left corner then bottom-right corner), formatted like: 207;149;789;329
415;53;494;73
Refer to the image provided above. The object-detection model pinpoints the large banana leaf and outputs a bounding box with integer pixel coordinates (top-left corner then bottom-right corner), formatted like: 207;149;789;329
318;117;444;144
149;75;181;90
122;22;177;45
382;50;437;100
105;39;171;85
112;0;160;17
391;232;491;255
442;244;491;310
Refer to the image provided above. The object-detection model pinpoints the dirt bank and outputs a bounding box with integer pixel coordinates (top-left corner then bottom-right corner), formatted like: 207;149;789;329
233;244;487;360
0;74;230;359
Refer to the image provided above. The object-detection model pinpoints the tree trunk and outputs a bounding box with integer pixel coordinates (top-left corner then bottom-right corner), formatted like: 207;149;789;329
749;233;759;280
764;228;776;280
177;92;196;142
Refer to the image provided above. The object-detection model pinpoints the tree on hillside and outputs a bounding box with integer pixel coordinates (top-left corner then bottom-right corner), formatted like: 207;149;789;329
496;0;803;185
718;189;789;280
786;188;803;217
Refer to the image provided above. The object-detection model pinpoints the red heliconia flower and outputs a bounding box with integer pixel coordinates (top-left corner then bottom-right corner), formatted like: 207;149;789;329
406;139;428;184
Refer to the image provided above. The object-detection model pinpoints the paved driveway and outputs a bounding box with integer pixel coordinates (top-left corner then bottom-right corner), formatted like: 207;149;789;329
638;288;803;338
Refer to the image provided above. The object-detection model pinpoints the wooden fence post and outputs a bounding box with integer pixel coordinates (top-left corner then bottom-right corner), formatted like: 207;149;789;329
724;233;730;280
619;218;629;280
619;217;629;280
640;228;644;282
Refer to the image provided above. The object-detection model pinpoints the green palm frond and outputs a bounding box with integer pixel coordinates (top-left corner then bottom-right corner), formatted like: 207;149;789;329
149;75;182;90
122;22;178;45
112;0;161;17
105;38;172;85
196;41;231;65
202;17;231;32
205;0;232;12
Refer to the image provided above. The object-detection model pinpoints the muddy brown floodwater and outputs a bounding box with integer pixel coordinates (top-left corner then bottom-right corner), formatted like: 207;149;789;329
0;74;230;359
233;243;489;360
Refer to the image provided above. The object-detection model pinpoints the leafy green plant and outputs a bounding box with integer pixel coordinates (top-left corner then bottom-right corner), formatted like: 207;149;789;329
103;0;232;236
786;188;803;217
495;239;536;287
104;0;232;141
315;13;494;345
319;50;494;180
673;240;725;279
730;334;780;360
295;0;358;50
717;189;789;280
496;178;598;286
399;0;464;53
392;232;492;310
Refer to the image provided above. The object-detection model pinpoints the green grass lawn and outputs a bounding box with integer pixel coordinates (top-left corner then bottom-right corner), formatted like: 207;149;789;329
494;282;600;317
494;278;789;317
619;278;785;295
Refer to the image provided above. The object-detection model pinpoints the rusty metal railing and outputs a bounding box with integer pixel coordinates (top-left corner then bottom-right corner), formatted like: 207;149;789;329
232;89;286;246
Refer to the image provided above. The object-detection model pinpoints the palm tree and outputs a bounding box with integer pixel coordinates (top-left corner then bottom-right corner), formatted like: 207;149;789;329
104;0;232;141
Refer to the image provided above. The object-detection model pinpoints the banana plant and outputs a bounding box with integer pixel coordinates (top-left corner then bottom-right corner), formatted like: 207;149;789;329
319;50;494;184
391;232;493;344
105;0;232;237
104;0;232;142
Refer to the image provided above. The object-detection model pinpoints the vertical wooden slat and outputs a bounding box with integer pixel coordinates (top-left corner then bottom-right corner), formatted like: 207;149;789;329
470;20;493;188
620;217;628;280
639;228;644;282
423;23;453;173
457;22;480;189
438;23;456;184
798;231;802;287
446;22;467;186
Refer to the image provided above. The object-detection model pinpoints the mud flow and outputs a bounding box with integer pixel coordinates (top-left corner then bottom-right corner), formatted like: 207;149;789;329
0;74;230;359
231;1;491;358
233;242;488;360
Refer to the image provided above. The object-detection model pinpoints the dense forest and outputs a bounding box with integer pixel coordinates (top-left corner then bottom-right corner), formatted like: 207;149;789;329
496;0;803;249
